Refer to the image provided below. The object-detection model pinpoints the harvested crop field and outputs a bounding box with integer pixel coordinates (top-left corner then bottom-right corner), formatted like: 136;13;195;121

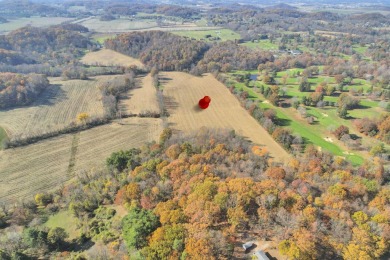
81;49;145;68
161;72;290;162
118;73;160;115
0;118;162;203
0;77;107;141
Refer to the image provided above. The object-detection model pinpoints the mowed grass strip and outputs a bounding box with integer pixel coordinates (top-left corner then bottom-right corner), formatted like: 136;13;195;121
160;72;290;162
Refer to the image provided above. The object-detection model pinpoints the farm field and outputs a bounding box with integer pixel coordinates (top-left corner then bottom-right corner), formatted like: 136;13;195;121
160;72;290;162
0;117;163;203
118;73;160;115
81;49;145;68
77;17;219;33
172;28;241;41
0;16;73;34
78;17;158;32
0;77;105;141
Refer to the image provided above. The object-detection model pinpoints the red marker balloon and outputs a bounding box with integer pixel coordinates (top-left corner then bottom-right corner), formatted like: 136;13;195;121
198;96;211;109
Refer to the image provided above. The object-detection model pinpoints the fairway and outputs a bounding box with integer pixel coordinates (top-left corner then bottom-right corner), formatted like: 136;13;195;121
81;49;145;68
0;117;162;203
161;72;290;162
0;77;107;141
118;73;160;115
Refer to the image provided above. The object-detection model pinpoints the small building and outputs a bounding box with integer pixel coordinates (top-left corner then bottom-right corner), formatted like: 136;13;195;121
253;250;270;260
290;50;302;55
243;242;254;250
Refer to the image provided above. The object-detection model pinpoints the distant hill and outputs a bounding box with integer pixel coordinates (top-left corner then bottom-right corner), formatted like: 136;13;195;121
267;3;298;10
1;26;92;54
0;0;68;17
0;17;8;24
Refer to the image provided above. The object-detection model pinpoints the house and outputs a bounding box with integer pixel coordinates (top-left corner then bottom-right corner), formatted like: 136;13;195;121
290;50;302;55
243;242;254;250
253;250;270;260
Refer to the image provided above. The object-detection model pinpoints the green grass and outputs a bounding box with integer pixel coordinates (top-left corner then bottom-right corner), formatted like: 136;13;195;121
172;29;241;42
44;211;80;240
353;45;368;55
227;71;367;165
92;34;117;44
241;39;279;50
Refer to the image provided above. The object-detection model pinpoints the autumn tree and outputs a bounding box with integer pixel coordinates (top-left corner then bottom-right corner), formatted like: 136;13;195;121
333;125;349;140
122;207;159;249
106;148;141;172
77;113;89;124
47;227;68;250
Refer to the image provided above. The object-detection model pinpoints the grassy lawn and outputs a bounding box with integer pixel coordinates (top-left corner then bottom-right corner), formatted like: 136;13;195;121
172;29;240;41
242;39;279;50
44;211;80;240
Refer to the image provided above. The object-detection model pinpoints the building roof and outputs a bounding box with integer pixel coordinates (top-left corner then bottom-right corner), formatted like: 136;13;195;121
253;250;269;260
243;242;254;250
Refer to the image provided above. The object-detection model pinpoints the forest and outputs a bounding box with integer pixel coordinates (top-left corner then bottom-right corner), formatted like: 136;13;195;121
0;129;388;259
0;72;49;108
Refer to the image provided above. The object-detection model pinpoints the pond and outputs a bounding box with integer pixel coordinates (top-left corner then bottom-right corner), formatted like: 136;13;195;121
250;74;257;80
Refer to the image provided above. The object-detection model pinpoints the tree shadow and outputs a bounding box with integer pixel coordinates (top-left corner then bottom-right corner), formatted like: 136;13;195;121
355;103;371;110
66;238;95;252
274;117;291;127
244;243;257;254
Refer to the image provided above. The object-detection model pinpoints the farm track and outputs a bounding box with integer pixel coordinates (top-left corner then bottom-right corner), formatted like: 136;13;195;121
67;133;80;178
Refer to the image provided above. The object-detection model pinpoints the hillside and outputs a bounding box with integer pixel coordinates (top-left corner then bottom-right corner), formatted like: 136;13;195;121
161;71;290;162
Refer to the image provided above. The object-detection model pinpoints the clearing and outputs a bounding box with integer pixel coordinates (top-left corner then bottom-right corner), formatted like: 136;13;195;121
0;117;162;204
160;72;290;162
118;73;160;116
172;28;240;42
44;210;80;240
0;77;106;141
81;49;145;68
